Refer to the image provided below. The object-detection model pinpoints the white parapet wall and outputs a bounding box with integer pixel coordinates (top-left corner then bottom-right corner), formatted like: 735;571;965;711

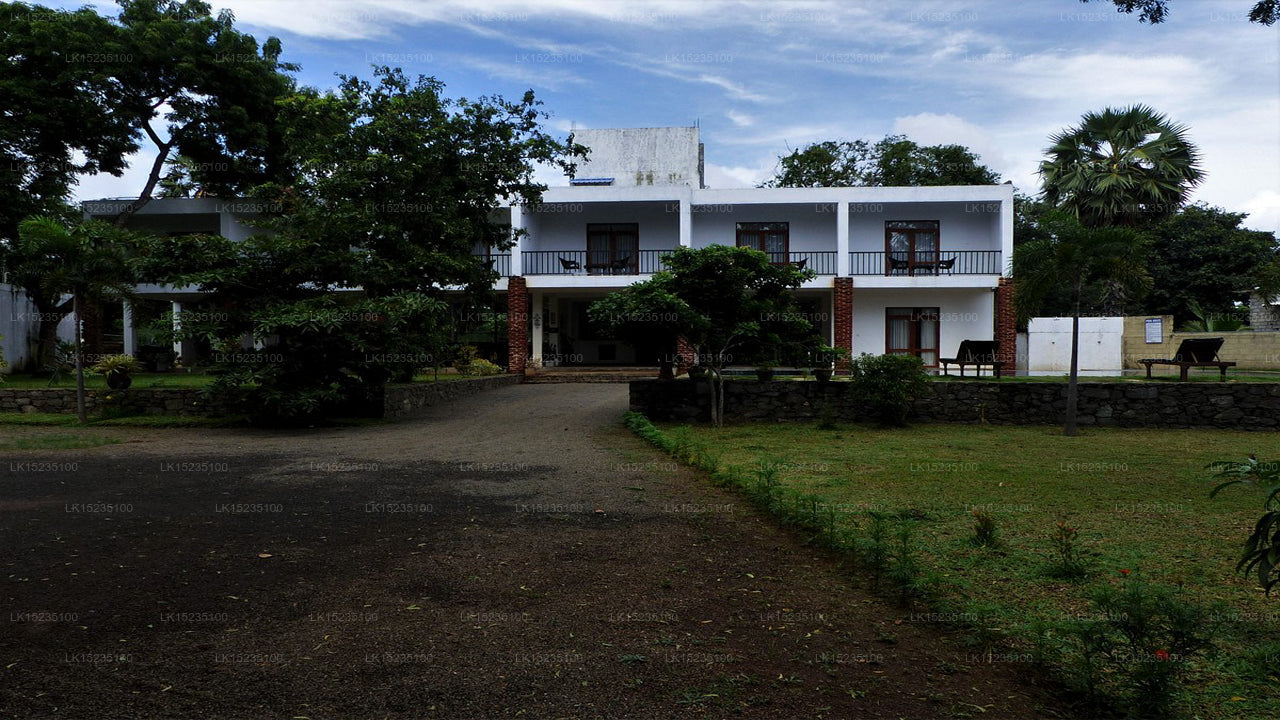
1027;317;1125;376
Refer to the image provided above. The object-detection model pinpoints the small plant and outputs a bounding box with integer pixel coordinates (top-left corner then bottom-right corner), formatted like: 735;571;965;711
91;354;142;390
969;509;1000;548
524;355;542;372
1046;517;1090;580
0;333;7;382
859;512;892;587
754;365;775;382
43;341;78;385
1208;455;1280;594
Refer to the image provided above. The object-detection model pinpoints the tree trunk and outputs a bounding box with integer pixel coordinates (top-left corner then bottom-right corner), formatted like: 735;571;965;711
1064;308;1080;437
73;294;87;424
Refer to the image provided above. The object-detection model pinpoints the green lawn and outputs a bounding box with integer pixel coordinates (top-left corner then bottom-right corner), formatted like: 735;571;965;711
0;372;215;389
647;420;1279;718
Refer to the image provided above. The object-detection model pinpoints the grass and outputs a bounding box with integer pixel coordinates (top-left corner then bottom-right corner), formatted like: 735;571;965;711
0;372;215;389
0;412;230;428
638;419;1279;719
0;432;122;450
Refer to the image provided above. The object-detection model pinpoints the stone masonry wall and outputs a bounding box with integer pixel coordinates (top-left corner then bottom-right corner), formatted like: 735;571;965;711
377;375;522;418
0;388;221;416
0;375;521;419
631;379;1280;430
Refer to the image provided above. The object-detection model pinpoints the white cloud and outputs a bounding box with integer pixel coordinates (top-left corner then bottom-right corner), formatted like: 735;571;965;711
704;161;772;189
892;112;1008;173
726;110;754;128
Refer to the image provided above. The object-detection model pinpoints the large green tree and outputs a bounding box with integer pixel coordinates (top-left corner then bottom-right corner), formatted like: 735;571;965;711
140;67;583;424
0;3;137;241
1040;105;1204;229
0;0;296;236
11;216;138;419
588;279;701;381
1013;212;1151;436
1080;0;1277;24
591;246;815;427
1145;205;1280;326
763;135;1001;188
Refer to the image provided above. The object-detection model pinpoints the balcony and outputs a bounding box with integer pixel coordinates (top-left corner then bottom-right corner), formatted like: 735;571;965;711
849;250;1001;276
473;253;512;277
521;249;671;275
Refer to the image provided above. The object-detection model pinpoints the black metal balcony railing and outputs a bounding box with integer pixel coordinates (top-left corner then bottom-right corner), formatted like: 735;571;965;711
472;253;512;277
849;250;1002;276
785;251;837;275
521;249;672;275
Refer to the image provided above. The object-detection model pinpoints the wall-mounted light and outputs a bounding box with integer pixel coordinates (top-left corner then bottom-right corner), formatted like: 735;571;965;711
533;314;541;328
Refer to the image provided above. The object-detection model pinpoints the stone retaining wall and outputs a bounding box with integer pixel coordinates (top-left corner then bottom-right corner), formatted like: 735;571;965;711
376;375;522;418
0;375;522;419
0;387;220;416
630;379;1280;430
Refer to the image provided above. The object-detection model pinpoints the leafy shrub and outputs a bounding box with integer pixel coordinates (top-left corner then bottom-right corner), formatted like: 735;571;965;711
847;353;928;426
1044;574;1219;717
451;344;480;372
1208;455;1280;594
460;358;502;376
0;333;7;381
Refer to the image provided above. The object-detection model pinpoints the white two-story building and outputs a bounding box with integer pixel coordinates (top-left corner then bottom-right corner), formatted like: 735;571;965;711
500;126;1015;374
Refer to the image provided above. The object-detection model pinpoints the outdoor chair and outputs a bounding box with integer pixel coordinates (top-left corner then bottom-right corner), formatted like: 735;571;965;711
1139;337;1236;381
940;340;1001;378
558;257;583;273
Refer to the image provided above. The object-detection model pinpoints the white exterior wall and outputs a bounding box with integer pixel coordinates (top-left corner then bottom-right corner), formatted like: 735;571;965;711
1027;317;1125;376
524;201;679;252
848;201;1001;252
1;284;38;372
689;203;837;252
849;288;994;360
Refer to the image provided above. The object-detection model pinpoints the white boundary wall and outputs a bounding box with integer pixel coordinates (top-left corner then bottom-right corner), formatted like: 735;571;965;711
1027;317;1124;376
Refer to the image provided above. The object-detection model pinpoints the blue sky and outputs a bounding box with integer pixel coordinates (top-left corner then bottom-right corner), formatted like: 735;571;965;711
62;0;1280;233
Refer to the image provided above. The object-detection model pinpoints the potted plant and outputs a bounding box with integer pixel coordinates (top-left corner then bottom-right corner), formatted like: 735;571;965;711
687;365;707;380
91;354;142;390
812;345;848;382
524;356;542;376
755;365;775;382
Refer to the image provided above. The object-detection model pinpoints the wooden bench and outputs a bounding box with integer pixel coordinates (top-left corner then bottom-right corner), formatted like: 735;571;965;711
940;340;1001;378
1139;337;1236;381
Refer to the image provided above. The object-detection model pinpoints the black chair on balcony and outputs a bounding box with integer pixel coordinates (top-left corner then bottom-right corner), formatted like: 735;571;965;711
610;255;634;274
887;255;911;276
558;257;583;273
790;257;807;271
936;257;956;274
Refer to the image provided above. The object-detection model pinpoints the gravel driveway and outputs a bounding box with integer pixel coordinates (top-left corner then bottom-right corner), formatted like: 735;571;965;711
1;383;1058;718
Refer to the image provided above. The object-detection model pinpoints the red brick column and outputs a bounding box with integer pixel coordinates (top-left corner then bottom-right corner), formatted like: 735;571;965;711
506;276;528;375
833;277;854;373
994;277;1017;375
675;336;696;371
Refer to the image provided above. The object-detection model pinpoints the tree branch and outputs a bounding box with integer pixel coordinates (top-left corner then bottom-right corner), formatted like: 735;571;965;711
115;119;173;227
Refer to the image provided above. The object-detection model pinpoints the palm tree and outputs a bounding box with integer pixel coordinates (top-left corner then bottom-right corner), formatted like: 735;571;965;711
14;217;137;422
1013;212;1151;436
1040;105;1204;228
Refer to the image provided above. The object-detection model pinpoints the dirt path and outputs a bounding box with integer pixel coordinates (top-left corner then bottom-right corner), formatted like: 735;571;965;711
1;384;1064;718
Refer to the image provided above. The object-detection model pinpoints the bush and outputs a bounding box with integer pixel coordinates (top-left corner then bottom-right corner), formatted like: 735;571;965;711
1045;574;1219;717
847;353;928;426
460;358;502;376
